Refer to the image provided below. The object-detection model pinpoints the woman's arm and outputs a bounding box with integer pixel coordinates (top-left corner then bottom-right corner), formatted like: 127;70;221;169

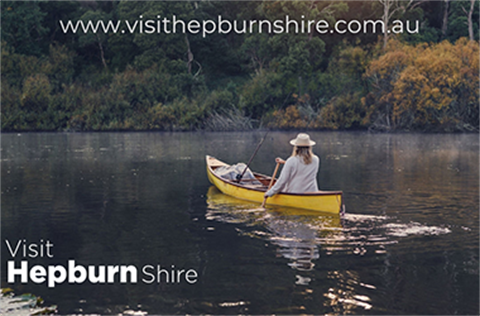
264;158;293;197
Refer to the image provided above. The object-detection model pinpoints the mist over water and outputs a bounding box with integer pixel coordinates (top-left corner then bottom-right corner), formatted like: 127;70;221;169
1;131;478;315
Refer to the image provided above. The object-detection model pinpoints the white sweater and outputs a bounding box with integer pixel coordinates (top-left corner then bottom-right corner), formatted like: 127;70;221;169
265;155;319;197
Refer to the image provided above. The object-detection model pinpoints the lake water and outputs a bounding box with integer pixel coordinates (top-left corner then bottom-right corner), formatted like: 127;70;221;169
1;131;478;315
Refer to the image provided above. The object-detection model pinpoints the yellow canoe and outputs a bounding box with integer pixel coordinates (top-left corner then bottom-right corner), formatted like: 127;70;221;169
206;155;344;214
206;186;342;233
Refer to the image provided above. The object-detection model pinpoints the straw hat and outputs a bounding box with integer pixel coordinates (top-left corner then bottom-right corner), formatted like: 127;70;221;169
289;133;316;147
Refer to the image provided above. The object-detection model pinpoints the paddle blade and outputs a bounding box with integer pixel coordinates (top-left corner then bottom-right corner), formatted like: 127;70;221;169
261;197;267;208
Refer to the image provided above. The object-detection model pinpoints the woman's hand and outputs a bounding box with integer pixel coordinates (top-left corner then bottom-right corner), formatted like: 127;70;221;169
275;157;285;164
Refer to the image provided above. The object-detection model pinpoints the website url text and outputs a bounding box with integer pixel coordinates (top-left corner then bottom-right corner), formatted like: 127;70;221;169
59;15;420;38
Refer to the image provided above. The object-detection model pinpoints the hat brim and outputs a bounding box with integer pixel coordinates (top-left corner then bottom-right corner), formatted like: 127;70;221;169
290;139;316;146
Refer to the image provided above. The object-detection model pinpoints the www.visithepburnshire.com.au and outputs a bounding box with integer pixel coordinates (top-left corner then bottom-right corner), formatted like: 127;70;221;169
59;15;420;38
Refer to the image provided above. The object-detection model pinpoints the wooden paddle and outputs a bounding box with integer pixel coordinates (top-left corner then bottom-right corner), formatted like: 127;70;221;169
261;161;281;208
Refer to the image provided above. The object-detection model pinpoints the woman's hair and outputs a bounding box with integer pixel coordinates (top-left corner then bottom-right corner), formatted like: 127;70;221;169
292;146;313;164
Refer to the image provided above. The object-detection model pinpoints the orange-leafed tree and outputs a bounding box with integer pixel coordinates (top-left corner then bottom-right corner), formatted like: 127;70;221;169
365;38;479;131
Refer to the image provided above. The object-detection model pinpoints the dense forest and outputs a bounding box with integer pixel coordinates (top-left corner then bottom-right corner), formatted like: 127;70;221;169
1;0;479;132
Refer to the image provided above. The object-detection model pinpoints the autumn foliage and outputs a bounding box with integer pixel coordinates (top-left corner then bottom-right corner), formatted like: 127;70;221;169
1;1;478;132
364;38;479;132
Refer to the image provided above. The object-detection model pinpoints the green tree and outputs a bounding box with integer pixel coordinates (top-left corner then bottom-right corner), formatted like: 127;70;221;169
77;10;111;70
374;0;426;49
189;0;254;84
237;0;347;119
39;1;82;50
1;1;48;56
446;0;479;42
114;1;193;71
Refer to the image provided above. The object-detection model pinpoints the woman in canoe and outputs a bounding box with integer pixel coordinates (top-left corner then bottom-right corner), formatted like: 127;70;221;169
264;133;319;198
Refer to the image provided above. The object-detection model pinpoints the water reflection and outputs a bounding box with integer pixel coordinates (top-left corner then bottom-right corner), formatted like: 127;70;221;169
267;217;319;272
2;131;478;315
206;186;340;275
205;186;379;313
324;270;374;312
205;185;458;313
